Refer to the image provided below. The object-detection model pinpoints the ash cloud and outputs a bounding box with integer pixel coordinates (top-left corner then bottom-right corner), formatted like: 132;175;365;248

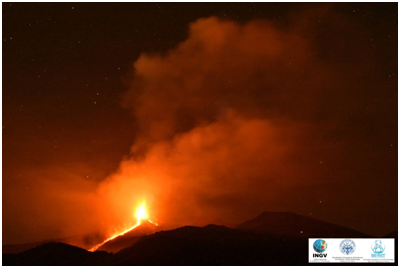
122;16;328;153
99;12;396;234
98;14;388;231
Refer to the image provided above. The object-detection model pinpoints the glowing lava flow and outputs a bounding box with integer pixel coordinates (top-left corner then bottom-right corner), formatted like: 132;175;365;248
88;202;157;252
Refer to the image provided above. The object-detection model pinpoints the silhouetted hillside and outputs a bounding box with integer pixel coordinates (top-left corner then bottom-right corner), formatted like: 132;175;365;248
2;242;113;266
3;241;48;255
114;224;307;265
3;212;396;265
237;212;372;238
3;232;104;254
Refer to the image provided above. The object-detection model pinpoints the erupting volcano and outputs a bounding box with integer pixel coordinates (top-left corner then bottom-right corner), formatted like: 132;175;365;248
88;202;157;252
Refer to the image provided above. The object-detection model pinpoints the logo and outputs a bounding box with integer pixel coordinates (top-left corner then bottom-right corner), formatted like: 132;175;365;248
313;239;327;253
340;239;356;255
371;239;385;258
313;239;327;258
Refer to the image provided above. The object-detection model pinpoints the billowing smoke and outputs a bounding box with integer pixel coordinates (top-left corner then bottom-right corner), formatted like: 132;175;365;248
94;16;342;233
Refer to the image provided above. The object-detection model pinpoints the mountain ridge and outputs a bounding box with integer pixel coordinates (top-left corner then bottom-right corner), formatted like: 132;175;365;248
3;211;396;265
237;211;372;238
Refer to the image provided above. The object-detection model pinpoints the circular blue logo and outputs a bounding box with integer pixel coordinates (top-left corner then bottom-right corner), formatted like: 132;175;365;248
313;239;327;253
340;239;356;255
371;239;385;254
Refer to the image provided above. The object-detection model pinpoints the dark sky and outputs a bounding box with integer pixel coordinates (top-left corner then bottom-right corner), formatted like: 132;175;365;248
2;3;398;245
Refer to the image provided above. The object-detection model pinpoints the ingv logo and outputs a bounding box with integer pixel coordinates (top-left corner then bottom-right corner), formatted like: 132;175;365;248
313;253;327;258
313;239;328;258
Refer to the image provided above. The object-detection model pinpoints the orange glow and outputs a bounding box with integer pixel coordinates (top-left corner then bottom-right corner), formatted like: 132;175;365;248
88;201;156;252
134;201;148;223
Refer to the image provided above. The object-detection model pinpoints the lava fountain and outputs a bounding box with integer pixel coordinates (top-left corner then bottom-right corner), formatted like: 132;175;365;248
88;201;157;252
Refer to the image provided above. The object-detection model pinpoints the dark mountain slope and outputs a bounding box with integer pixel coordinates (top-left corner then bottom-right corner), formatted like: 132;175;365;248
237;212;372;238
3;241;47;255
4;212;391;265
2;242;113;266
115;224;307;265
3;232;104;254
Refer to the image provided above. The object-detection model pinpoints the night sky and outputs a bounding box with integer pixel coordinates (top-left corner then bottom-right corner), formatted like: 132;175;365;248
2;3;398;245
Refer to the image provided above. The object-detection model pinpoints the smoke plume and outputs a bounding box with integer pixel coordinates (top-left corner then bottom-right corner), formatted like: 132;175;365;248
96;15;344;233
